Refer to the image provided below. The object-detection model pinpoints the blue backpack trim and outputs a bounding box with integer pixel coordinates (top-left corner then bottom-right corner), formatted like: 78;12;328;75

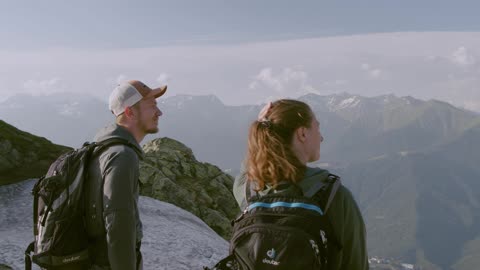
248;201;324;215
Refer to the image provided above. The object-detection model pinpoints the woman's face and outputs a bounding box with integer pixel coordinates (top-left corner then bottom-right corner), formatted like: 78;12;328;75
305;116;323;162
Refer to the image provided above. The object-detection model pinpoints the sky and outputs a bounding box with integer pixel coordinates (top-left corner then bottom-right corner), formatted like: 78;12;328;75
1;1;480;111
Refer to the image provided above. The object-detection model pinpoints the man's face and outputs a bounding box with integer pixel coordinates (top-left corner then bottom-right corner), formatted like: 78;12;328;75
135;96;162;134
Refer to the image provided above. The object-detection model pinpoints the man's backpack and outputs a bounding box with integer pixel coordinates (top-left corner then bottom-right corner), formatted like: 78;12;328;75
207;173;341;270
24;138;136;270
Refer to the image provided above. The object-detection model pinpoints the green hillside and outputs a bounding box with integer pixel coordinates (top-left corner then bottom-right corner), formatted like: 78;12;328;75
337;147;480;269
0;120;71;185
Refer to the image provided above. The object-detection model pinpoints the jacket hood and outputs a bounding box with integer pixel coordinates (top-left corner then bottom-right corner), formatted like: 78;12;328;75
300;167;330;197
94;123;144;158
252;166;330;198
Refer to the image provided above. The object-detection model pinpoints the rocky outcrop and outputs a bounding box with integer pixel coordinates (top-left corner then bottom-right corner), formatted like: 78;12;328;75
0;264;13;270
139;138;240;239
0;120;71;185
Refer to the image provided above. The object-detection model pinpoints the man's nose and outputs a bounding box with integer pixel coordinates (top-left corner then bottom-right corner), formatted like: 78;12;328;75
157;107;162;117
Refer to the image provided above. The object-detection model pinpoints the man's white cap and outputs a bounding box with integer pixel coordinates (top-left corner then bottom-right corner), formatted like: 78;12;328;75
109;80;167;116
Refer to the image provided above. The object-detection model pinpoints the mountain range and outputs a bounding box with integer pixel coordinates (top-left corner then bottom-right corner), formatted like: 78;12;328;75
1;92;479;269
1;92;478;170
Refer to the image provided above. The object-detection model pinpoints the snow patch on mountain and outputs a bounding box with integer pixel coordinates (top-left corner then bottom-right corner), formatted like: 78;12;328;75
326;94;362;111
0;180;228;270
338;96;361;109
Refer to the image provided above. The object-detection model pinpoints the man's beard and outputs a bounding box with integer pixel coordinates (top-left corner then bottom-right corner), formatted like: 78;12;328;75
138;114;159;134
140;120;158;134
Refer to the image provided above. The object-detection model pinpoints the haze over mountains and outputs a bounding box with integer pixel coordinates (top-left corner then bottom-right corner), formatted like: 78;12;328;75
1;92;479;269
1;92;478;170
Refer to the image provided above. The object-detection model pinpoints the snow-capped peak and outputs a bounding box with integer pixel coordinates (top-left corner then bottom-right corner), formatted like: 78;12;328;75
327;94;361;111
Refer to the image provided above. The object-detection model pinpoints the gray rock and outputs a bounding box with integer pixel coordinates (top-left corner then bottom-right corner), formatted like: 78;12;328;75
140;138;240;239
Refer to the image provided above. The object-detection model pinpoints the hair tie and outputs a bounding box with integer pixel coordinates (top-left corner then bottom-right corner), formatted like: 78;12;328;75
258;102;273;121
259;118;272;128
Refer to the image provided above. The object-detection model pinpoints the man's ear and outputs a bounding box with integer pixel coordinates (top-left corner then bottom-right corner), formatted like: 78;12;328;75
124;106;135;118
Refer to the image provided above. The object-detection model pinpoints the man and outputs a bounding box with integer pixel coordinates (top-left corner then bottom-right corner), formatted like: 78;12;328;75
85;80;167;269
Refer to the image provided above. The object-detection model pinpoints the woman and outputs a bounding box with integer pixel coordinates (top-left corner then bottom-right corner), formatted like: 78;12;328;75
232;99;369;270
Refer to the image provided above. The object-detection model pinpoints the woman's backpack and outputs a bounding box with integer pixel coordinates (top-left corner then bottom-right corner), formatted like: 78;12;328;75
206;173;341;270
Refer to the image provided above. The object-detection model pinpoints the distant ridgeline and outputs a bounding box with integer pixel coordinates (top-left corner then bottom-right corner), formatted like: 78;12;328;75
2;91;480;269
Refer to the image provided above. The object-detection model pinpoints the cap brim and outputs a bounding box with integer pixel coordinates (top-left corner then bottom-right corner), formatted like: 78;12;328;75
150;85;167;98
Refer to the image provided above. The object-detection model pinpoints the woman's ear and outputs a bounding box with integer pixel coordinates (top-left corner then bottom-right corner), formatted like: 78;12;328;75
295;126;307;143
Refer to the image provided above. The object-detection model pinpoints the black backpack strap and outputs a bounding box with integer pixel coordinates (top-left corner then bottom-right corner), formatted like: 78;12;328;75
82;137;140;249
205;254;239;270
323;174;341;213
25;242;34;270
299;171;341;214
311;174;343;251
244;179;251;204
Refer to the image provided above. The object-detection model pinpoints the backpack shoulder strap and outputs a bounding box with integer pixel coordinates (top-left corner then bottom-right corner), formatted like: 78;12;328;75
91;137;142;158
299;170;341;214
323;174;341;213
244;179;258;205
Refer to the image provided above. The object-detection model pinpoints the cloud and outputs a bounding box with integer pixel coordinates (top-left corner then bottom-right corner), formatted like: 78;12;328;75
361;63;383;79
156;73;170;85
249;67;311;95
104;74;128;89
22;78;62;95
249;68;280;91
462;100;480;112
115;74;128;84
370;69;382;78
57;102;82;117
451;46;476;66
2;32;480;111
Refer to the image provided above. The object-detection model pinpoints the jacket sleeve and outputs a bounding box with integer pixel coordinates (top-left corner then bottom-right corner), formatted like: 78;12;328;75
329;186;369;270
101;149;138;270
233;163;248;210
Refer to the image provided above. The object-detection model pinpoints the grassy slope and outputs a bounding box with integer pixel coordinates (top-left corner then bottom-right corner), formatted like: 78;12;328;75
0;120;71;185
